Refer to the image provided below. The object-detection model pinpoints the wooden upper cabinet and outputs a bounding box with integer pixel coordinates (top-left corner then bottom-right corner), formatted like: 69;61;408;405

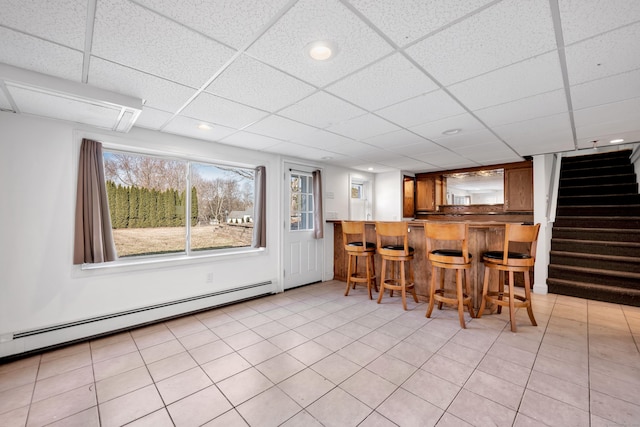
416;175;436;212
402;176;415;218
505;165;533;211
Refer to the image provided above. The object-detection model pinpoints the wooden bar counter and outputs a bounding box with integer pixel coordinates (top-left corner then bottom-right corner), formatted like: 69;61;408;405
331;220;529;309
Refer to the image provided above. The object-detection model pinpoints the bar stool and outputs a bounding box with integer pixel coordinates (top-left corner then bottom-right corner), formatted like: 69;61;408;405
478;223;540;332
424;222;475;328
375;221;418;310
341;221;377;299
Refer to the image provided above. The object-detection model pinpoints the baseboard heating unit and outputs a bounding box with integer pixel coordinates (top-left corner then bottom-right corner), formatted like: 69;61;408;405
1;281;275;360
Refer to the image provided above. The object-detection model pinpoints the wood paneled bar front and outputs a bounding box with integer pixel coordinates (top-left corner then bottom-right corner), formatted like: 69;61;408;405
331;220;530;309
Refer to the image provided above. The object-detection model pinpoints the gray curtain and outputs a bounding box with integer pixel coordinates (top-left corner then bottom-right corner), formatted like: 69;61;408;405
312;169;324;239
252;166;267;248
73;139;117;264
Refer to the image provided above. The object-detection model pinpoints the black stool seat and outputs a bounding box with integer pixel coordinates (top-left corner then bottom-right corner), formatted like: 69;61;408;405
347;242;376;249
432;249;473;259
382;245;414;252
484;251;530;260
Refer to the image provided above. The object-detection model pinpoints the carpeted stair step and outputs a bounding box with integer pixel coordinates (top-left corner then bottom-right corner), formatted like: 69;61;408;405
560;150;632;170
560;164;634;179
551;238;640;257
557;204;640;216
551;227;640;242
547;264;640;289
558;182;638;197
553;216;640;229
559;173;637;188
547;278;640;307
557;193;640;206
549;251;640;273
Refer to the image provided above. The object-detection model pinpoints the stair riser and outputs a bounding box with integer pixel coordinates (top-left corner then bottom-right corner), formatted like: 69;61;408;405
552;229;640;242
557;194;640;206
558;183;638;197
560;164;634;179
547;281;640;307
557;206;640;216
559;174;637;187
549;254;640;273
548;266;639;289
561;155;632;171
551;241;640;257
553;217;640;228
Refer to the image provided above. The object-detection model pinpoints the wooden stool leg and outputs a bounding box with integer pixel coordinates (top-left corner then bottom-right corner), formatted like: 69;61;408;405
370;256;378;292
508;271;517;332
409;260;418;303
456;269;466;329
400;261;407;311
478;265;490;318
524;270;537;326
426;267;437;318
437;269;445;310
465;268;475;318
366;255;373;300
377;259;387;304
344;254;354;296
497;271;504;314
352;257;359;289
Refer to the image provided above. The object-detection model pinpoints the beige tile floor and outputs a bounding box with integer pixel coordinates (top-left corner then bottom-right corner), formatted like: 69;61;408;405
1;280;640;426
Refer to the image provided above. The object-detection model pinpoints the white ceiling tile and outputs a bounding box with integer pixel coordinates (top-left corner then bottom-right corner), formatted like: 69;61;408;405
349;0;495;46
288;129;355;149
0;88;12;110
325;53;438;111
133;0;291;49
565;22;640;85
375;90;467;128
134;106;174;130
388;141;444;156
246;0;394;87
221;131;285;151
410;113;485;140
577;131;640;150
559;0;640;44
574;97;640;140
356;164;396;173
324;141;378;157
243;115;319;141
93;0;235;87
571;69;640;110
363;129;431;149
278;91;366;129
474;89;568;127
359;148;401;162
0;0;87;49
182;92;268;129
206;54;316;113
413;150;478;169
493;113;575;156
376;157;434;172
406;0;556;85
0;28;83;81
88;58;195;112
326;114;400;140
262;142;337;160
448;52;564;111
163;115;236;141
455;143;523;164
433;129;503;150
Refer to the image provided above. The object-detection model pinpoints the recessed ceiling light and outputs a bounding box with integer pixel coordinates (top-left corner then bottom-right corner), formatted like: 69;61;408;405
367;167;374;171
442;128;461;135
198;123;211;130
321;156;333;160
610;138;624;143
306;41;337;61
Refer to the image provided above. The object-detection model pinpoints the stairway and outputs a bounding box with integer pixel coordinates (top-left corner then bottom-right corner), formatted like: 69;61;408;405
547;149;640;306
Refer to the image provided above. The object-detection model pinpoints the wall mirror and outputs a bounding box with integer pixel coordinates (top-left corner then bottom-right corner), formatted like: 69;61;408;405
349;174;372;220
444;168;504;205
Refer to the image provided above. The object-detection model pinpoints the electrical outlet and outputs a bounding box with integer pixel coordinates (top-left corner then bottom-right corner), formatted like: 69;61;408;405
206;272;214;283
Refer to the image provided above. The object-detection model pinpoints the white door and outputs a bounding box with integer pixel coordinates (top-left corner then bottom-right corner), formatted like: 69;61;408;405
283;165;323;289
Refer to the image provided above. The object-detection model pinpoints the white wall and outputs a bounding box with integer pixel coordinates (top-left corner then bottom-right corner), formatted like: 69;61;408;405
0;112;354;357
533;153;556;294
374;171;402;220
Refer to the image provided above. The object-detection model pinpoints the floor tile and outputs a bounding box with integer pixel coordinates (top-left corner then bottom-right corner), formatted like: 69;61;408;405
156;366;212;404
307;387;372;427
98;384;164;427
0;383;33;415
252;320;291;339
32;365;94;403
93;351;144;382
132;328;175;350
139;339;185;364
147;351;197;382
311;353;361;384
40;343;90;364
237;340;283;365
178;329;219;350
313;330;354;351
27;384;96;427
280;409;323;427
519;389;589;427
527;370;589;411
37;351;92;381
448;389;516;427
217;367;274;406
286;340;332;366
47;406;100;427
96;365;152;403
464;370;524;410
255;352;305;383
268;330;309;351
293;322;331;339
224;330;264;351
358;411;397;427
278;368;334;407
366;353;417;386
201;352;252;383
126;408;174;427
0;405;29;427
167;385;232;426
165;316;207;338
337;340;382;366
90;338;138;363
236;386;301;427
189;339;234;365
339;368;397;408
377;388;443;427
401;368;461;410
202;409;249;427
386;340;433;367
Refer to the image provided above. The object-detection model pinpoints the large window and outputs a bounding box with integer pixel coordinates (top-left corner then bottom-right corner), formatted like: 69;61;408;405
104;150;255;257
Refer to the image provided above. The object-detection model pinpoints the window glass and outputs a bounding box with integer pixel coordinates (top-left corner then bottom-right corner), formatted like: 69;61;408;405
290;173;314;231
104;151;255;257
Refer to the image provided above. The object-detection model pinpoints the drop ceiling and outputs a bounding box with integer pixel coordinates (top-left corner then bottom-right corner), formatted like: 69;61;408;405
1;0;639;173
